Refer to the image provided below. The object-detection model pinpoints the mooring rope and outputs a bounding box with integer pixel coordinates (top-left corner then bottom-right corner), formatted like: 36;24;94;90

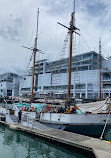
100;113;110;140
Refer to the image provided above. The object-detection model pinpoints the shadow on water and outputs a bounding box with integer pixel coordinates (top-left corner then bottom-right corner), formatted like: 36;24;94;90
0;124;95;158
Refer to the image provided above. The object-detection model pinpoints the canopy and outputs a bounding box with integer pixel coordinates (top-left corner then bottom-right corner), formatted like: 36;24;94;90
77;98;111;114
14;102;31;107
31;103;46;112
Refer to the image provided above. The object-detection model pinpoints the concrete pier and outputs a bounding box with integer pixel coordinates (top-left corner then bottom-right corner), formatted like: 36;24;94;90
0;120;111;158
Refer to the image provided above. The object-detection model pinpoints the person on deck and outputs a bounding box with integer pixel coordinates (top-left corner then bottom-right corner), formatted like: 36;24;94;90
18;110;22;122
71;107;76;113
23;107;26;111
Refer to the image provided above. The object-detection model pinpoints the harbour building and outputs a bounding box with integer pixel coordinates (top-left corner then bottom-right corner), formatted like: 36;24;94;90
0;73;21;97
19;51;111;100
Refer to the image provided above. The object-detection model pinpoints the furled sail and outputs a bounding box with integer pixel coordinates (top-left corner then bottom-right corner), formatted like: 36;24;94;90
77;98;111;114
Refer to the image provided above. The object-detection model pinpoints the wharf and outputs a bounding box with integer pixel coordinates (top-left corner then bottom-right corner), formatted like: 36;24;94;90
0;120;111;158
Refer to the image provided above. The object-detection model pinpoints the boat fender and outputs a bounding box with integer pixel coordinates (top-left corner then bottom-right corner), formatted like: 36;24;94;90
58;127;62;130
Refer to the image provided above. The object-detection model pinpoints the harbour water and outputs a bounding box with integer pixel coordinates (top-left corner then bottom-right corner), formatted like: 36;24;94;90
0;124;90;158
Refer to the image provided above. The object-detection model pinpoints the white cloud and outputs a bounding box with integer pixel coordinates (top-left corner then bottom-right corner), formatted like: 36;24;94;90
0;0;111;75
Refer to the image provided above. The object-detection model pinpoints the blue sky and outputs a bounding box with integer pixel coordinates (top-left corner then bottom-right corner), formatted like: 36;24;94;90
0;0;111;74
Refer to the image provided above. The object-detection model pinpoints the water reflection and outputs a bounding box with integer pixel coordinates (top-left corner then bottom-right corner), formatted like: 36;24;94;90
0;125;87;158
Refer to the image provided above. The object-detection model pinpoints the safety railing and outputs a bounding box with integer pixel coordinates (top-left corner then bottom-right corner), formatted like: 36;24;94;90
21;113;35;128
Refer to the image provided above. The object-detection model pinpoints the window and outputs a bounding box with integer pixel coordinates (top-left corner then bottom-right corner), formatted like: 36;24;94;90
21;88;30;91
87;84;93;89
88;93;93;99
78;66;88;71
103;84;111;89
93;54;97;59
103;73;110;80
83;53;92;59
75;84;85;89
43;85;73;90
7;90;12;96
60;69;67;73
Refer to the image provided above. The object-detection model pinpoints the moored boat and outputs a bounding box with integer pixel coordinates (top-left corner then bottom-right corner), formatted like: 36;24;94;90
39;99;111;137
38;0;111;138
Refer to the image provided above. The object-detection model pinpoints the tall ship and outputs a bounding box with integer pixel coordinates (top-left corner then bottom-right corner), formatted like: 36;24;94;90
18;0;111;138
38;0;111;138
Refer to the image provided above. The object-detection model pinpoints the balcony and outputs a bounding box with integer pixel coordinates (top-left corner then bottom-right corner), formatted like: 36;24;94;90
102;78;111;82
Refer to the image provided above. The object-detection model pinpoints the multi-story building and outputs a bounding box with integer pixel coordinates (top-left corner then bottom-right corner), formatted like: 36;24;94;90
19;51;111;100
0;73;21;97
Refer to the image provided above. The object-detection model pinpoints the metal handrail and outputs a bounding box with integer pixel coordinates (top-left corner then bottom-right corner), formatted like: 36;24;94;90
22;113;35;128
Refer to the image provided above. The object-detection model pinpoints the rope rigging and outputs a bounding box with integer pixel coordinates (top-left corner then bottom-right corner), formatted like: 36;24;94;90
75;0;111;58
60;33;69;59
20;11;39;90
81;35;91;52
72;33;76;56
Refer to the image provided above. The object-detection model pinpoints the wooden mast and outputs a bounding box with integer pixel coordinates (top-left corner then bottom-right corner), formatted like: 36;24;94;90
68;0;77;101
57;0;79;102
68;13;74;101
99;37;101;101
30;8;39;102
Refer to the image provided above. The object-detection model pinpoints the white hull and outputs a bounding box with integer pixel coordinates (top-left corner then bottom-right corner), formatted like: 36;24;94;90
39;113;111;137
40;113;111;125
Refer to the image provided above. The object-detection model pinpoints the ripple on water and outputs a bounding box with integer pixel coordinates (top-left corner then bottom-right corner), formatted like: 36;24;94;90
0;124;91;158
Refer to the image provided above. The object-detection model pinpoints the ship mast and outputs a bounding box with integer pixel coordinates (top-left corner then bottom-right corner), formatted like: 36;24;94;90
31;8;39;102
57;0;80;102
68;13;74;101
68;0;80;101
99;37;101;101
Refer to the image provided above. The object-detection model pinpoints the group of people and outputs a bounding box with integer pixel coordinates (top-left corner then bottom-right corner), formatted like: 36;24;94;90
22;106;36;112
18;104;77;122
57;106;76;113
41;105;76;114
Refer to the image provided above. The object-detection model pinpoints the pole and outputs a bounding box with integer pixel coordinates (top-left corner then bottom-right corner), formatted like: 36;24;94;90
57;0;79;102
31;38;37;102
36;8;39;39
30;8;39;102
99;37;101;101
73;0;75;26
68;13;74;101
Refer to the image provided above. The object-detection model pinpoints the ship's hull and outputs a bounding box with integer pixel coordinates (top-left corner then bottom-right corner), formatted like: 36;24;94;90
40;113;111;137
41;122;111;137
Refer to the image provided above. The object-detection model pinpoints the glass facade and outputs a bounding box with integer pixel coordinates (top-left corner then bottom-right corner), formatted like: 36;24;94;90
21;88;30;91
75;84;85;89
103;73;111;80
44;85;73;90
7;90;12;96
34;51;99;75
103;84;111;89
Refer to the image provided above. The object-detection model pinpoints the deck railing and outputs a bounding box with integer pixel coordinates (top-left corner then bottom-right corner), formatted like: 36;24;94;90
21;113;35;128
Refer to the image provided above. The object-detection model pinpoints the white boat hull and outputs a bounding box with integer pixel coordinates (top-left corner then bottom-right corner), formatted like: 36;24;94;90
39;113;111;137
40;113;111;125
